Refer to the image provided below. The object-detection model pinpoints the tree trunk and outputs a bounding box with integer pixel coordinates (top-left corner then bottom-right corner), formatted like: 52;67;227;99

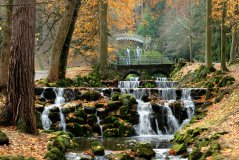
229;24;238;65
5;0;38;134
0;0;13;91
48;0;76;82
220;0;228;71
99;0;108;75
59;0;81;79
205;0;213;69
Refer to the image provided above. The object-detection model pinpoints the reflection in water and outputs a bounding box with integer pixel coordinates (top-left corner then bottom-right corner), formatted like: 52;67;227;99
73;135;173;151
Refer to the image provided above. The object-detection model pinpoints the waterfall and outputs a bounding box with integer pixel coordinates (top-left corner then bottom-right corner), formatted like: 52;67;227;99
41;88;66;131
155;119;162;135
181;89;195;127
41;107;52;130
96;111;103;136
164;102;179;134
155;77;177;88
134;100;156;135
118;77;140;89
159;88;177;100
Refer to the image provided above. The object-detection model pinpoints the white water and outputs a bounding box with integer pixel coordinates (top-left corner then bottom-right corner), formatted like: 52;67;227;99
181;89;195;127
155;119;162;135
164;102;180;134
134;100;156;135
160;88;177;100
96;111;103;136
155;77;177;88
118;77;140;89
41;88;66;131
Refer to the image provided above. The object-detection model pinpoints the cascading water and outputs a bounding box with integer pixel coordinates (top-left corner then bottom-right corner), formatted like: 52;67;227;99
41;88;66;131
181;89;195;127
134;100;156;135
155;77;177;88
96;111;103;136
164;102;180;134
118;77;140;89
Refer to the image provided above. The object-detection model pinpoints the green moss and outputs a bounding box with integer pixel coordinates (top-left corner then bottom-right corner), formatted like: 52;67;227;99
107;153;133;160
188;148;203;160
74;108;87;119
111;93;120;101
171;143;187;155
91;141;105;156
103;128;119;137
119;106;129;116
108;101;122;110
134;142;155;158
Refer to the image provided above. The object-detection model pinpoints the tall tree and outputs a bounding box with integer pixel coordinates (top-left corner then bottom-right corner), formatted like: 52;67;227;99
0;0;13;91
220;0;228;71
48;0;76;82
5;0;38;134
99;0;108;75
229;5;238;65
206;0;213;69
59;0;82;79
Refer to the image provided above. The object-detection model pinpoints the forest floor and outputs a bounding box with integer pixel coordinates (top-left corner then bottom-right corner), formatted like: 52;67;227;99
1;63;239;159
177;63;239;160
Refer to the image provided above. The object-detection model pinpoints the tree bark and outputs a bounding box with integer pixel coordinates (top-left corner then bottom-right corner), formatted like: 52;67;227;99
99;0;108;74
5;0;38;134
48;0;76;82
205;0;213;69
59;0;81;79
0;0;13;91
229;24;238;65
220;0;228;71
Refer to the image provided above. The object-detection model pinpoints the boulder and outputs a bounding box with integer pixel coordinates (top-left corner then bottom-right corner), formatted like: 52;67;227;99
111;93;120;101
0;130;9;145
119;106;128;116
107;153;133;160
91;141;105;156
81;91;102;101
43;88;56;100
83;105;96;114
74;108;87;119
103;128;119;137
108;101;122;110
134;142;155;159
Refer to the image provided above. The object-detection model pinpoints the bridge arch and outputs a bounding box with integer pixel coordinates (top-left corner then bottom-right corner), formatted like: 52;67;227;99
151;71;168;78
123;71;141;80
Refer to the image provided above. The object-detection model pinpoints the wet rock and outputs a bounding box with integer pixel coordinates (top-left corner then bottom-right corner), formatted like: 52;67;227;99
103;128;119;137
107;153;133;160
63;89;75;102
81;91;102;101
43;88;56;100
67;123;84;137
111;93;120;101
171;143;187;155
35;104;45;112
0;130;9;145
101;89;112;97
74;108;87;119
108;101;122;111
134;142;155;159
96;108;108;119
74;89;81;100
83;105;96;114
91;141;105;156
119;106;129;116
35;87;44;96
141;94;150;102
87;114;97;125
66;117;85;124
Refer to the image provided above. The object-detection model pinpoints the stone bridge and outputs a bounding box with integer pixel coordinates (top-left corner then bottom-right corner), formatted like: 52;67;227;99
114;33;145;44
115;64;175;79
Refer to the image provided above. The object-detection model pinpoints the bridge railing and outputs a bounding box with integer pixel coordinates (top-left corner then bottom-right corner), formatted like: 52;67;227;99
115;55;173;66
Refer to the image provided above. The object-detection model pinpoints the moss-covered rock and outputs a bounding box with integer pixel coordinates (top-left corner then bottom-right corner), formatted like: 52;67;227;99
118;123;134;137
87;114;97;125
171;143;187;155
91;141;105;156
111;93;120;101
188;148;203;160
108;101;122;110
119;106;129;116
0;156;35;160
0;130;9;145
103;128;119;137
81;91;102;101
107;153;133;160
45;147;64;160
67;117;85;124
74;108;87;119
134;142;155;159
83;105;96;114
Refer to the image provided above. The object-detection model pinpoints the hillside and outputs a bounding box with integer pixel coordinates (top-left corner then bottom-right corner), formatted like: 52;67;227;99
171;63;239;160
